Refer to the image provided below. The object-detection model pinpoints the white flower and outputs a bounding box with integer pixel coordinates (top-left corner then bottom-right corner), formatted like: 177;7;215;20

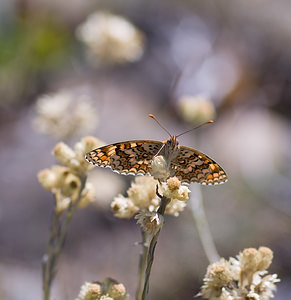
199;247;280;300
160;177;190;201
76;11;145;65
127;176;158;210
76;281;102;300
53;136;104;176
111;195;139;218
112;176;188;218
76;278;128;300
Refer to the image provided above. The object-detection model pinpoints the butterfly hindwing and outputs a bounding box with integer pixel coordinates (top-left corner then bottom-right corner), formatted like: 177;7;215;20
86;140;163;175
174;146;227;185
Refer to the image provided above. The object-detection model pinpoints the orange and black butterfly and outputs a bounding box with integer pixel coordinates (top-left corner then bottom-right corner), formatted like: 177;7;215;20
85;115;227;185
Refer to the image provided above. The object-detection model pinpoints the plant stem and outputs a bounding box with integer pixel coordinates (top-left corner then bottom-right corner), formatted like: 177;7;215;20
141;189;170;300
141;229;160;300
136;230;148;300
42;175;87;300
189;184;219;263
42;205;60;300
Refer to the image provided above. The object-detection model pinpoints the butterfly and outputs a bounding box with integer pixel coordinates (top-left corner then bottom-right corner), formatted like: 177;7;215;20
85;129;227;185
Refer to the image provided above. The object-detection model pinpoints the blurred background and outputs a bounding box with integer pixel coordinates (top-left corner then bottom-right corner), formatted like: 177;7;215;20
0;0;291;299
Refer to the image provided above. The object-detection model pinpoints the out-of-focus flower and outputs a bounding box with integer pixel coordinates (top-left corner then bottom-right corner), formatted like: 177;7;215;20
178;95;216;124
53;136;104;177
76;11;145;65
88;170;126;210
38;137;103;213
33;89;98;139
111;176;189;219
199;247;280;300
76;278;128;300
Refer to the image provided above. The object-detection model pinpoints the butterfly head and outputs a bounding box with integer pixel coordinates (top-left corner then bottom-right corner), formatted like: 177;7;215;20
165;136;179;150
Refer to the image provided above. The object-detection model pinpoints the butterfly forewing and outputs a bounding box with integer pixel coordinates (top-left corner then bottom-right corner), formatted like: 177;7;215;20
85;140;163;175
174;146;227;185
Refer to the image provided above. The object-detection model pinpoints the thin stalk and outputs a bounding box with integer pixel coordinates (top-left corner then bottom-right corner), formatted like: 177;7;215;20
136;231;149;300
141;229;160;300
42;205;60;300
141;189;170;300
42;175;87;300
189;184;219;263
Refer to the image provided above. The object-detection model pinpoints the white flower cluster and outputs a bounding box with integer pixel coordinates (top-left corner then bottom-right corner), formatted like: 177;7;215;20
38;137;104;213
33;89;98;139
111;176;190;219
76;11;145;65
199;247;280;300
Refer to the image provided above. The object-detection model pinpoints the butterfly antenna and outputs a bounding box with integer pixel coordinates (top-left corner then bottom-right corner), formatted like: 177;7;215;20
149;114;172;137
176;120;214;137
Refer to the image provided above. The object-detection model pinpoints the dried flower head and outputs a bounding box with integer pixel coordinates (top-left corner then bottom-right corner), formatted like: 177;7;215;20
111;195;139;219
76;11;145;66
112;176;188;219
127;176;158;211
178;95;216;124
135;211;164;235
76;281;102;300
199;247;280;300
199;259;238;299
107;281;127;299
161;177;190;201
33;89;98;139
76;278;128;300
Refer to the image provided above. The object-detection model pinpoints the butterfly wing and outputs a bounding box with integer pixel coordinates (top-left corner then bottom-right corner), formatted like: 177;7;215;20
174;146;228;185
85;140;163;175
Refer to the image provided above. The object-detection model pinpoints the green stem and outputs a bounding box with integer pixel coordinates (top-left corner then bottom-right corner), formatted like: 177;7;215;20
136;230;148;300
141;229;160;300
141;190;170;300
42;175;87;300
42;205;60;300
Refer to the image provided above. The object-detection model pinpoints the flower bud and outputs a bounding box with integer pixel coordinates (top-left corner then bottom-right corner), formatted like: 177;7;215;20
37;168;58;191
53;142;75;167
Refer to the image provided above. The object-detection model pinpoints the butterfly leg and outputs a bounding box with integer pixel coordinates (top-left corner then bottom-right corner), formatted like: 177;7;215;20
153;143;165;159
